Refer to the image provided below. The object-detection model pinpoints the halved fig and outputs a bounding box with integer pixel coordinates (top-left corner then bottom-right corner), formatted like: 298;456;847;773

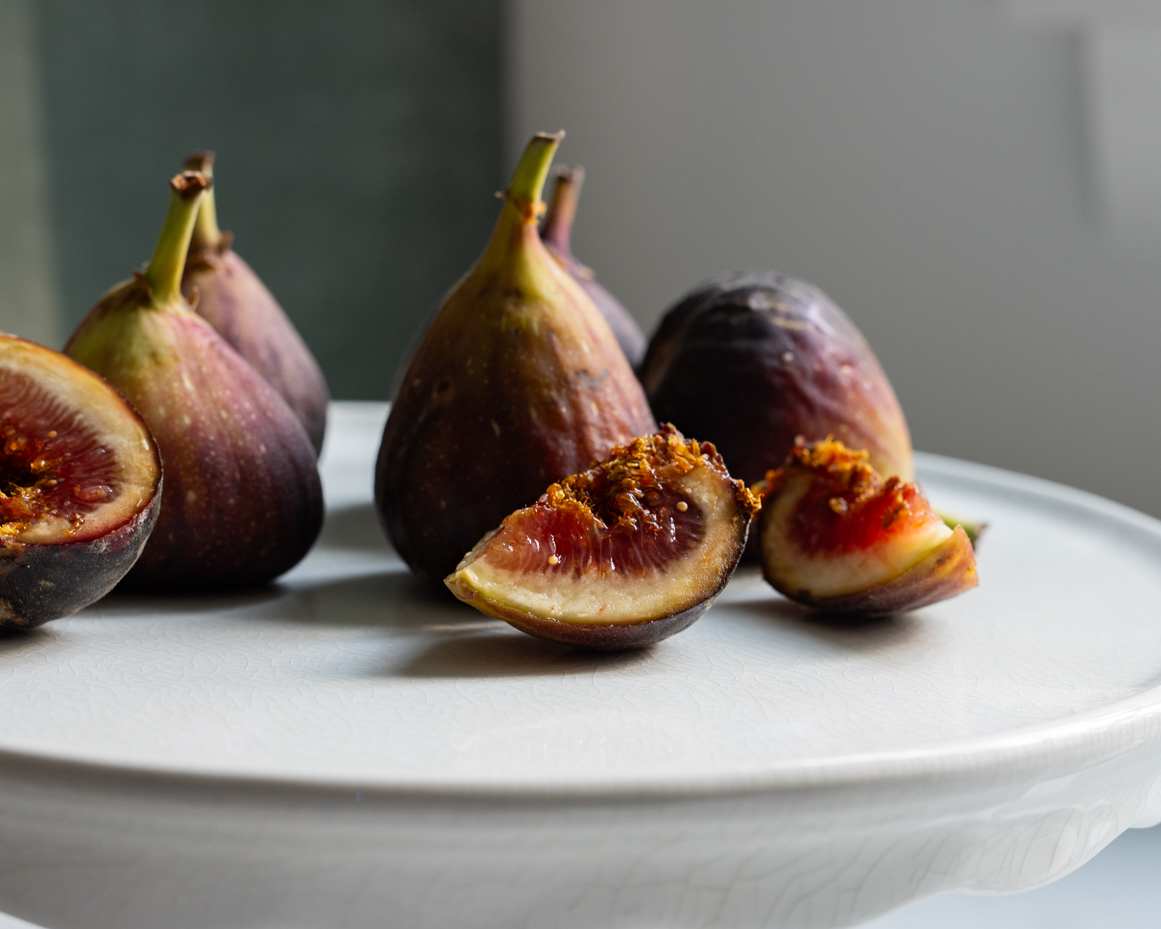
1;334;161;630
445;425;760;649
758;438;977;614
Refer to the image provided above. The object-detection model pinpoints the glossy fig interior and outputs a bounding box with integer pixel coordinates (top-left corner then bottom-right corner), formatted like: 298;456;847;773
1;335;159;546
446;425;760;648
1;333;162;629
759;438;977;613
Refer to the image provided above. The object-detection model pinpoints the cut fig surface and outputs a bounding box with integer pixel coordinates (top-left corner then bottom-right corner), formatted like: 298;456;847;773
759;438;977;614
446;425;760;649
0;334;161;629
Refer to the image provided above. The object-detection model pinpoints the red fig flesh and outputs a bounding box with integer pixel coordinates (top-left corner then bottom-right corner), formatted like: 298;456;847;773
1;334;161;628
446;425;759;649
181;151;330;455
758;438;977;614
65;172;323;591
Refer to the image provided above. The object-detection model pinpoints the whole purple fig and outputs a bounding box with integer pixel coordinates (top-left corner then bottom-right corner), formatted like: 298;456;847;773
639;271;914;488
540;166;647;369
65;171;323;591
180;152;329;455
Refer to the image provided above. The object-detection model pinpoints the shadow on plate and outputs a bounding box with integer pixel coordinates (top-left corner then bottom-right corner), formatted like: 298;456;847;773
730;596;925;654
227;570;651;678
393;628;652;679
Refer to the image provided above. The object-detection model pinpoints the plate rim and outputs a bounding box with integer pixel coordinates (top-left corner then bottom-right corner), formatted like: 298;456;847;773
3;445;1161;802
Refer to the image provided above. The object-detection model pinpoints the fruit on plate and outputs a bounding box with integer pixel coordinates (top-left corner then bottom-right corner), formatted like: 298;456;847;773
180;151;330;455
757;438;977;614
639;271;914;487
0;334;162;629
446;425;760;649
65;171;323;591
376;132;657;584
540;166;646;368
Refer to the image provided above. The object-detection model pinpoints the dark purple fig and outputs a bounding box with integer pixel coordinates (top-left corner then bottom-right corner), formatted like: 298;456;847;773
181;151;329;455
446;425;759;649
65;171;323;591
376;133;657;584
640;271;914;488
540;166;647;368
1;333;162;629
758;438;977;614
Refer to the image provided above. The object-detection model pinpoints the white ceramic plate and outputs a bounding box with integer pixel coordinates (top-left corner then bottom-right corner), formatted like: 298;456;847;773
1;402;1160;929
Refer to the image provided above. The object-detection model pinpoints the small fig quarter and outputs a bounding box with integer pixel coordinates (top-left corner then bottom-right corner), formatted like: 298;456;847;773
640;271;914;487
65;172;323;591
540;166;647;368
446;425;760;650
1;333;162;629
758;438;977;614
181;151;330;455
376;132;656;584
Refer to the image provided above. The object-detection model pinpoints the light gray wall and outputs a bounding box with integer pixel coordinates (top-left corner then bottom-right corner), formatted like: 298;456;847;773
509;0;1161;517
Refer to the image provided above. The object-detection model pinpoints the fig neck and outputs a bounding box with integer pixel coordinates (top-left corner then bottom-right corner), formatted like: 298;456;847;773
541;166;585;257
477;132;563;277
185;152;225;253
145;171;211;310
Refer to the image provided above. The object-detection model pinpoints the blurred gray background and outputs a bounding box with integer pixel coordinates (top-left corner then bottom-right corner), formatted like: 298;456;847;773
0;0;501;399
5;0;1161;524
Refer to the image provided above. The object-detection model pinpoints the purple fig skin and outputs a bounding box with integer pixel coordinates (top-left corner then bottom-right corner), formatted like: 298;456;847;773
541;167;647;369
183;247;329;456
640;271;914;488
377;134;657;585
1;494;160;630
67;303;323;590
471;595;719;651
181;151;329;456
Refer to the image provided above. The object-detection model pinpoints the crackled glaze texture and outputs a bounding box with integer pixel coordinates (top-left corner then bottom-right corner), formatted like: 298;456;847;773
0;403;1160;929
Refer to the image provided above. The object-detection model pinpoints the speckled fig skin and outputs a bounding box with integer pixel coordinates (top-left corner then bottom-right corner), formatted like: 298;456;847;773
794;526;977;616
1;495;160;630
471;594;722;651
181;151;329;455
376;133;656;584
540;167;647;369
0;334;162;629
639;271;914;487
65;172;323;590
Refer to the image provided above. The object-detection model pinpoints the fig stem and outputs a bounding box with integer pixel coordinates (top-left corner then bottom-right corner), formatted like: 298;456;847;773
146;171;211;307
185;151;224;252
504;131;564;223
541;166;585;256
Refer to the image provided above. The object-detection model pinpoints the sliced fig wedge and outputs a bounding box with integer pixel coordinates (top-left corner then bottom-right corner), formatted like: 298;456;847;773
446;425;760;649
758;438;977;614
0;334;161;629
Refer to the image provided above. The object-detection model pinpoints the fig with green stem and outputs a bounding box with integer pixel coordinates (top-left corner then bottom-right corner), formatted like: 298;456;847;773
540;166;647;368
181;151;329;455
376;132;657;584
65;171;323;590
